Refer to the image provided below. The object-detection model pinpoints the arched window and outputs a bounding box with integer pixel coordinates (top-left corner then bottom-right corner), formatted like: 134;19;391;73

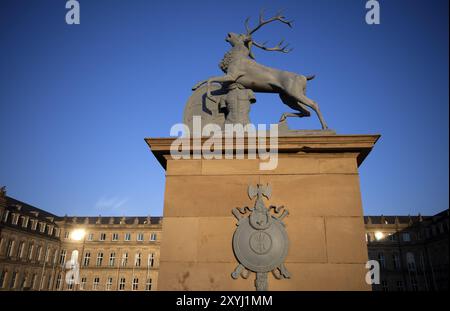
0;269;7;288
406;252;416;271
69;250;79;267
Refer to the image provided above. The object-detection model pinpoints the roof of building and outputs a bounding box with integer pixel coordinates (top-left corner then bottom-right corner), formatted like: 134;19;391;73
3;196;162;226
364;209;448;225
61;216;162;225
5;196;59;221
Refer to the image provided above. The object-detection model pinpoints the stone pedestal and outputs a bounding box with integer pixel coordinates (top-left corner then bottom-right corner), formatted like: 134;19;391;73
145;134;379;291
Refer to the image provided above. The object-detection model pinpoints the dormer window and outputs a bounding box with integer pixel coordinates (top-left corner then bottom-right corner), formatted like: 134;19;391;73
21;216;29;228
39;222;46;233
31;219;38;230
12;213;20;225
2;210;10;222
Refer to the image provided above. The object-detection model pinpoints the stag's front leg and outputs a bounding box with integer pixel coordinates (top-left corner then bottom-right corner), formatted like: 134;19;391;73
205;74;237;102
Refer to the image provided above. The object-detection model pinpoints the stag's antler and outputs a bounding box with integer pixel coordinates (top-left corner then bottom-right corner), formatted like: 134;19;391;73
245;9;293;36
252;39;292;53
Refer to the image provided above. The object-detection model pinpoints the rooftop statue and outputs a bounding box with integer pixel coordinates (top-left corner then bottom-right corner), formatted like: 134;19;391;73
184;11;329;131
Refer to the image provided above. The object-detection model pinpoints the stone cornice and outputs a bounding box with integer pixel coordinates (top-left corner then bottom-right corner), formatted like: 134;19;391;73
145;134;380;169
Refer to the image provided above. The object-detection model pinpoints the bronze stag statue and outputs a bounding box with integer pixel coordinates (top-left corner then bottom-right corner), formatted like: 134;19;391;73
192;11;328;130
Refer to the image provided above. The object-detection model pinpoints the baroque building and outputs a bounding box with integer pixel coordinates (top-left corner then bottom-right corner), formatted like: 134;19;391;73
365;210;449;291
0;188;162;291
1;187;448;291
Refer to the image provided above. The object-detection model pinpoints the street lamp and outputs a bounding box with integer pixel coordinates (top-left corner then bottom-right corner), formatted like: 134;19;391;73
70;228;86;291
71;229;86;241
374;231;384;241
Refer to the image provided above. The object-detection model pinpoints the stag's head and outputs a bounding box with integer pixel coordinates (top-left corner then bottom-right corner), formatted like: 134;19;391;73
226;10;294;59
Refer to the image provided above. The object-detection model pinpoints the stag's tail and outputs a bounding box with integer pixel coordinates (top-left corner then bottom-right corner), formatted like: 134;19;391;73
306;75;315;81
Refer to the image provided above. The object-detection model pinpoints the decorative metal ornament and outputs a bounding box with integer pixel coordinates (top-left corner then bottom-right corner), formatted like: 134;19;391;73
231;184;290;291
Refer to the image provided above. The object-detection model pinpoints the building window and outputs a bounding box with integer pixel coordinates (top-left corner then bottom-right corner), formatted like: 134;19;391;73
93;277;100;290
46;274;52;290
402;232;411;242
109;252;116;267
27;244;34;261
381;280;388;291
132;278;139;291
12;213;19;225
45;248;51;263
145;278;152;291
21;273;28;290
100;233;106;241
121;253;128;267
48;225;54;236
406;252;416;272
0;270;7;289
87;233;94;241
10;271;17;289
64;231;70;239
17;241;25;259
59;249;67;265
39;222;46;233
55;273;62;290
2;210;10;222
106;277;113;291
125;233;131;241
137;233;144;241
83;252;91;267
80;277;87;290
55;228;61;238
31;219;38;230
112;233;119;241
148;253;155;267
30;273;37;290
388;233;397;241
150;233;157;241
67;274;74;290
96;252;104;266
431;225;437;236
36;246;43;262
377;252;385;268
21;216;29;228
6;240;14;258
53;249;59;265
135;253;141;267
119;277;126;290
411;277;418;291
419;252;426;272
397;281;404;291
393;253;400;270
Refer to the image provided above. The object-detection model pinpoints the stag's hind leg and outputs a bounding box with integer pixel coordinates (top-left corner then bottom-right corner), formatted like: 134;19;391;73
296;94;328;129
279;93;310;122
286;92;328;129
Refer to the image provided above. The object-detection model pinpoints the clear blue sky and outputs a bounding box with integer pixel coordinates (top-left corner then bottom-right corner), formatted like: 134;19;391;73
0;0;448;217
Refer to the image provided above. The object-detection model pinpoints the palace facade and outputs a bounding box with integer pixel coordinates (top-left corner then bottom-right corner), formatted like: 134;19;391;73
0;188;448;291
0;188;162;291
365;210;449;291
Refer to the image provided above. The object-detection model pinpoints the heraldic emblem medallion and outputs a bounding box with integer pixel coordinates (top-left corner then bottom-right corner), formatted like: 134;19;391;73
231;184;290;291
